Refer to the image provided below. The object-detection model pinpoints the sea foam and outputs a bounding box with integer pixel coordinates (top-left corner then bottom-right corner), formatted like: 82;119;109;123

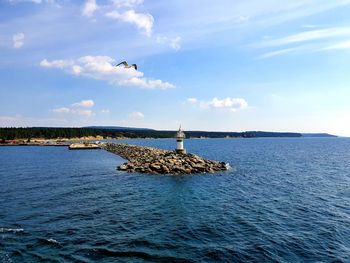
0;228;24;233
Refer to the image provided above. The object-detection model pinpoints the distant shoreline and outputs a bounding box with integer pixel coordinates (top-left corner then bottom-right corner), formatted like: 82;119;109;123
0;127;337;142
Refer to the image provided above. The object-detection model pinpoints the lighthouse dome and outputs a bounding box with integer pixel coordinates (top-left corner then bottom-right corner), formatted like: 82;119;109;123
176;126;185;139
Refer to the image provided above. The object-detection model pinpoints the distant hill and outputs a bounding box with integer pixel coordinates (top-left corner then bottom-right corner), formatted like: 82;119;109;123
301;133;337;137
243;131;302;138
84;126;155;131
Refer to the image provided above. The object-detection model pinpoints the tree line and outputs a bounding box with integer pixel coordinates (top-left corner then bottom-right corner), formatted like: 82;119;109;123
0;127;302;140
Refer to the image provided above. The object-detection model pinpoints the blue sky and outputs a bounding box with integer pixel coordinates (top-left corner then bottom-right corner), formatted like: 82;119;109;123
1;0;350;136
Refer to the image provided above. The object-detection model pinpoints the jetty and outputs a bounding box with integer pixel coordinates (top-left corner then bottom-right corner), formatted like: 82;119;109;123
102;142;228;174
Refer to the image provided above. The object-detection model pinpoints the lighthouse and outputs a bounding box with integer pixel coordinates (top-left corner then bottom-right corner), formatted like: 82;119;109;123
175;125;186;154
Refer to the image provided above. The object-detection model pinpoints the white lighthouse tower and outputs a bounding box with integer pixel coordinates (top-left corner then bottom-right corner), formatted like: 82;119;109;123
175;125;186;154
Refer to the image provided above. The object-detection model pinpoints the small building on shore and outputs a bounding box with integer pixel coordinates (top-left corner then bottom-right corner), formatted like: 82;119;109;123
175;126;186;154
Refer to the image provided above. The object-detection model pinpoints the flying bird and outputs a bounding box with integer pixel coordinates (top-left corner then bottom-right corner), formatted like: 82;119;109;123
116;61;137;70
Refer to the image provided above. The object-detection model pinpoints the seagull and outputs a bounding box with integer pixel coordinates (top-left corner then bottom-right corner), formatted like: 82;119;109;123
115;61;137;70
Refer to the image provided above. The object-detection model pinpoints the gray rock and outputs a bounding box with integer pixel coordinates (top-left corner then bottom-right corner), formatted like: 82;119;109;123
102;142;228;175
118;163;128;170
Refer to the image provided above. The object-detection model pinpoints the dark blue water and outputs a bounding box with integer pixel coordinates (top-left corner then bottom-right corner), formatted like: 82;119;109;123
1;138;350;262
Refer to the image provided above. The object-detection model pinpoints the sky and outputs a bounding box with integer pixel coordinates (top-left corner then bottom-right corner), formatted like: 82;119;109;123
1;0;350;136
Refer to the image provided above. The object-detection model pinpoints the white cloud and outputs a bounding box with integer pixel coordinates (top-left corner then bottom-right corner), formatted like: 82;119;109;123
71;99;94;108
101;109;110;113
129;111;144;118
40;56;175;90
50;100;95;117
322;40;350;50
205;97;248;111
156;36;181;51
51;107;70;113
12;33;24;48
82;0;98;17
72;65;83;75
106;10;154;37
301;24;320;29
255;26;350;58
111;0;143;8
257;26;350;48
79;0;152;37
187;97;197;103
40;59;73;68
188;97;248;112
258;47;300;59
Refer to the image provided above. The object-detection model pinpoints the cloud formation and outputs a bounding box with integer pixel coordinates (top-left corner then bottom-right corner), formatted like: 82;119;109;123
40;56;174;90
206;97;248;111
71;99;94;108
258;27;350;48
129;111;144;118
111;0;143;8
13;33;24;48
51;99;95;117
322;40;350;50
187;97;197;103
106;10;154;37
156;36;181;51
78;0;154;38
258;47;301;59
104;0;154;37
188;97;248;112
81;0;98;17
256;26;350;58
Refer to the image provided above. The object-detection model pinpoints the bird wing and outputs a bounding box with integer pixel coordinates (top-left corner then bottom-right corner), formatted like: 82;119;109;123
116;61;128;67
132;64;138;70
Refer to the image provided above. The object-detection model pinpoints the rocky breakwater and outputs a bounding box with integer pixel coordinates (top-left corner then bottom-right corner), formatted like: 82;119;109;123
102;142;229;175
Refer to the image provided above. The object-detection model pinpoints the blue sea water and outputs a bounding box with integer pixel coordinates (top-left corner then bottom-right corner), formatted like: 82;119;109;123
0;138;350;262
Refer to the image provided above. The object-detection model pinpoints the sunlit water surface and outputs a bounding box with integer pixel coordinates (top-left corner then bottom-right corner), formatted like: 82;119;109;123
1;138;350;262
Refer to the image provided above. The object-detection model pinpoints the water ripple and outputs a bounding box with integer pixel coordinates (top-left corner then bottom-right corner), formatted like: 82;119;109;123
1;138;350;262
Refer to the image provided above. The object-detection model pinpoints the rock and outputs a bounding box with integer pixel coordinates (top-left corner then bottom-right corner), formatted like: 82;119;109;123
161;165;170;173
127;163;134;168
102;142;229;175
150;164;161;171
192;164;206;172
118;163;128;171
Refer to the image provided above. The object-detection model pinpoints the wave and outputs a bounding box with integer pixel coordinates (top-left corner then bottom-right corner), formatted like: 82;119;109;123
46;238;59;244
0;228;24;233
38;238;61;247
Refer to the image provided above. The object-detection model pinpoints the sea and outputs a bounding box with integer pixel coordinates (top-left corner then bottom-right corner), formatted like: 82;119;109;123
0;138;349;262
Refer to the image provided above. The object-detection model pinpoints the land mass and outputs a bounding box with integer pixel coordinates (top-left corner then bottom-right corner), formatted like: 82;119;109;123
0;127;337;142
85;126;155;131
301;133;337;138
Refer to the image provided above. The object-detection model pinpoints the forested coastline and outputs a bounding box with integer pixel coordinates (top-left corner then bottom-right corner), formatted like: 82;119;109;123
0;127;305;140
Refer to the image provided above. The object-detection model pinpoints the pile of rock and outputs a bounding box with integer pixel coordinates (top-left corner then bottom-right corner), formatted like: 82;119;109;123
102;142;228;175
